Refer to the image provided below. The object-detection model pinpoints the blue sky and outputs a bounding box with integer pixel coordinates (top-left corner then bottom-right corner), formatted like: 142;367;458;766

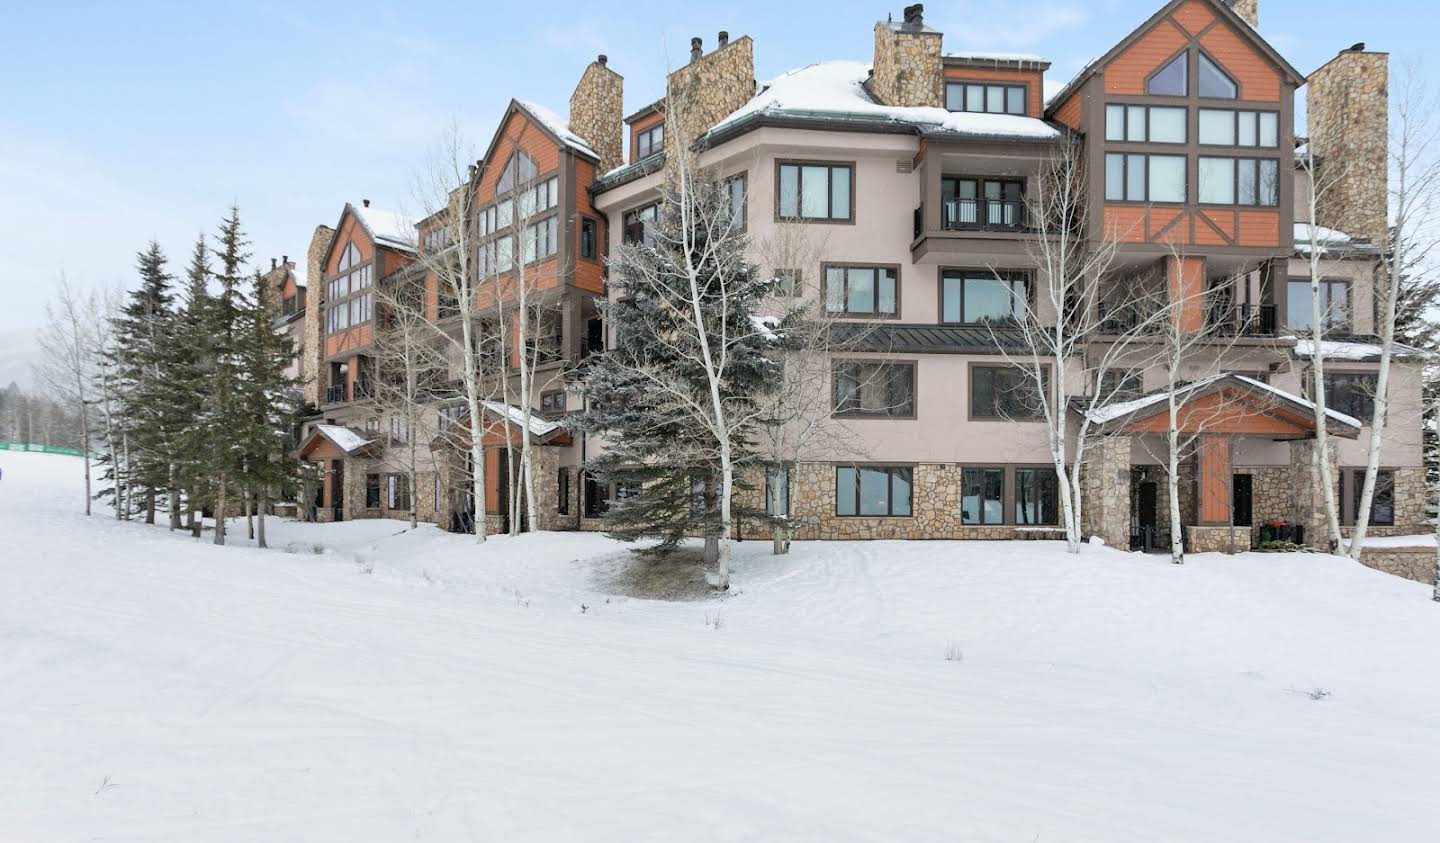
0;0;1433;382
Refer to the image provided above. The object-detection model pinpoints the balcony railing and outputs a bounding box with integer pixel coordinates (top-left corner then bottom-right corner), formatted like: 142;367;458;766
325;384;345;404
1096;302;1278;337
942;198;1028;231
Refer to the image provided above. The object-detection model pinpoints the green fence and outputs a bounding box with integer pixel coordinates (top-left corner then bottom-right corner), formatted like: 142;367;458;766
0;442;86;457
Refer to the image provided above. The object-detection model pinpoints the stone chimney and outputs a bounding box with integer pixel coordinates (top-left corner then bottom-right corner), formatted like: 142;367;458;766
301;224;336;407
1307;46;1389;247
871;4;943;108
1226;0;1258;29
666;33;755;152
568;54;624;174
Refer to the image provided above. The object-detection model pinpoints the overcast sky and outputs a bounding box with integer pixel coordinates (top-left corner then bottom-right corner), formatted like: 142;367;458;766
1;0;1433;384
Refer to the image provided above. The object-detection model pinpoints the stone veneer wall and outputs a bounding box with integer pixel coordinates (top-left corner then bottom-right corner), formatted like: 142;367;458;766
870;21;942;108
1228;0;1258;28
1358;547;1436;585
1308;49;1389;248
568;57;624;175
666;36;755;153
302;225;336;408
1081;436;1131;548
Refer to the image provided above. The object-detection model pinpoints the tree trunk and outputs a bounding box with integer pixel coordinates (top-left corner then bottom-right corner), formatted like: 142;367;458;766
769;474;787;555
145;486;156;524
257;490;267;549
188;494;201;538
213;475;227;546
168;464;181;530
717;451;734;591
245;495;254;540
1168;424;1184;565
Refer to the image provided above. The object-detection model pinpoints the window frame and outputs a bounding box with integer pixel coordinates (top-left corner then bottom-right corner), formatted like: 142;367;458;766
831;359;918;420
723;173;748;232
579;216;598;261
635;122;664;159
1104;104;1188;144
1341;467;1396;526
1198;108;1281;148
968;363;1049;421
1198;156;1280;207
834;464;914;518
775;160;855;224
961;466;1006;525
944;81;1029;115
764;464;793;517
821;262;901;318
1286;277;1352;333
939;269;1031;325
1103;152;1187;204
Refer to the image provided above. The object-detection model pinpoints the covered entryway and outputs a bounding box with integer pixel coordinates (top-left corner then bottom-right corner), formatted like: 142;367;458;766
295;424;379;522
430;401;573;534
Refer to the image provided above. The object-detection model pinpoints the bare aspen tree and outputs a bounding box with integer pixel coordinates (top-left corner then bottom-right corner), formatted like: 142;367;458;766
1351;70;1440;560
35;275;96;515
372;276;445;529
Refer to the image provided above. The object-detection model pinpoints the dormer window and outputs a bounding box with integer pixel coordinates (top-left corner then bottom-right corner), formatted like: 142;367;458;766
496;150;537;193
636;123;664;159
1198;53;1238;98
1147;52;1187;96
945;82;1025;115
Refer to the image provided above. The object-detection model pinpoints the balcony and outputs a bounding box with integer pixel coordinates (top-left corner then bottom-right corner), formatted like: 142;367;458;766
1096;302;1278;337
325;384;345;404
942;198;1028;232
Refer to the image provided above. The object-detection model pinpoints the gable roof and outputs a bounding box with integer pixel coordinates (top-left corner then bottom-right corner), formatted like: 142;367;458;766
353;204;417;253
1082;373;1362;436
476;99;599;195
1043;0;1306;120
298;424;377;458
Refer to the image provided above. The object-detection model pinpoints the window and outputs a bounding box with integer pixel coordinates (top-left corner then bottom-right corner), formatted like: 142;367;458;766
824;265;898;316
496;150;537;193
777;162;852;221
423;226;451;253
1200;157;1278;206
365;474;381;509
518;176;558;216
723;174;747;229
434;473;442;513
945;82;1026;115
389;416;408;442
1104;153;1186;202
1199;109;1279;147
833;361;915;417
337;241;361;271
622;203;659;246
580;217;598;260
1198;53;1237;98
1349;469;1395;526
1320;372;1377;421
971;365;1045;419
636;123;664;159
583;471;609;517
835;466;912;517
557;469;570;516
478;236;514;277
1148;52;1188;96
385;474;410;510
1286;278;1350;332
438;404;465;432
523;216;559;263
479;201;515;237
1015;468;1059;525
941;271;1028;324
1098;370;1145;402
774;269;801;296
540;390;566;415
940;177;1025;228
1104;105;1186;143
765;465;791;517
962;468;1004;525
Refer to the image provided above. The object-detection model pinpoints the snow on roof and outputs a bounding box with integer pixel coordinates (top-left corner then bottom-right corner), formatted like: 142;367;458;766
1289;338;1420;362
1293;222;1380;257
480;401;562;437
945;50;1047;64
315;424;374;454
289;268;307;289
1083;373;1361;428
516;100;599;159
354;205;417;253
1043;78;1066;107
710;61;1062;141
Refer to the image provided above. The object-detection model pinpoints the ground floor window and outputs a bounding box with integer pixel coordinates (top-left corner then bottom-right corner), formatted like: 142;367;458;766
765;465;792;516
583;471;609;518
558;468;570;515
434;472;442;512
1344;468;1395;526
386;474;410;511
962;467;1004;525
835;466;912;517
365;473;381;508
1014;468;1060;526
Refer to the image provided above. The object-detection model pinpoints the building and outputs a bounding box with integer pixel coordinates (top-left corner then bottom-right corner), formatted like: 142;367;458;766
283;0;1423;557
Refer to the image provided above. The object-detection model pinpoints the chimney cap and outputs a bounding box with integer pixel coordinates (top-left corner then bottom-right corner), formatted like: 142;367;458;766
282;254;288;264
271;257;277;269
690;36;703;61
597;53;607;66
362;198;370;208
903;3;924;25
1349;42;1366;52
718;30;729;47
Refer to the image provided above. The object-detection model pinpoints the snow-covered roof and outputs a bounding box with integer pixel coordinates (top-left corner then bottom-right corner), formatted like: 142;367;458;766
480;401;563;437
313;424;375;454
945;50;1048;64
1293;222;1380;257
1083;373;1362;429
354;205;417;253
1289;338;1422;362
289;268;307;289
516;100;599;160
1042;78;1066;108
709;61;1062;142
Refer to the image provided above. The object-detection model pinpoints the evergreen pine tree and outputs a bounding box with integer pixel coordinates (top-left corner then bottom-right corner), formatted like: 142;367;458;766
207;208;252;545
173;234;217;535
577;175;782;565
236;267;300;548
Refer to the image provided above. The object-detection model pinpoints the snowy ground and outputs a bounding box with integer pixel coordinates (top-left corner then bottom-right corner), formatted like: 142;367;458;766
3;451;1439;842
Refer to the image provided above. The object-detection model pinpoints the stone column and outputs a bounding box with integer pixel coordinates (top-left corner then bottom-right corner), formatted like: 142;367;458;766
1290;438;1339;539
1082;435;1132;548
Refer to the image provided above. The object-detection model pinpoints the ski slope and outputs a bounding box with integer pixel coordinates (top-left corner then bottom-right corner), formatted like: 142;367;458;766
2;450;1438;841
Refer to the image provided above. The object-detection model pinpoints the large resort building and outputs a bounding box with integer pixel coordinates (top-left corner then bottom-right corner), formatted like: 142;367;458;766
280;0;1425;557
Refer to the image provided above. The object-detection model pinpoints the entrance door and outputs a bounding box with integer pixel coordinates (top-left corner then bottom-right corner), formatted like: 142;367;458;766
1232;474;1253;528
494;448;529;534
330;459;345;521
1136;481;1158;551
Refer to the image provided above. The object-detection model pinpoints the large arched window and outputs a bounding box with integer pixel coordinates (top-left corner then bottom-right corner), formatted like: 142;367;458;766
336;240;360;271
496;150;538;193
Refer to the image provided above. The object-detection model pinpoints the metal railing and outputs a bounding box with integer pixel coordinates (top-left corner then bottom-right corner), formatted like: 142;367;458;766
942;198;1027;231
1097;301;1278;337
325;384;345;404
